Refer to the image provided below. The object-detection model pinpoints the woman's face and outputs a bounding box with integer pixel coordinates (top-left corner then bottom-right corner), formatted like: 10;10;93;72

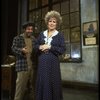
47;17;57;31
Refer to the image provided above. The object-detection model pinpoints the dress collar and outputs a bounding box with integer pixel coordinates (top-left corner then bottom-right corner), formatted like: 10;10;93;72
43;30;58;38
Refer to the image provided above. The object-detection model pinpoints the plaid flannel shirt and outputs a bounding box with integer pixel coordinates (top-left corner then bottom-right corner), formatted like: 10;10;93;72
11;33;36;72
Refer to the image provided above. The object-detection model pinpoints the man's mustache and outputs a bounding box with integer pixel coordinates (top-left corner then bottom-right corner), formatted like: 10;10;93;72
27;32;32;34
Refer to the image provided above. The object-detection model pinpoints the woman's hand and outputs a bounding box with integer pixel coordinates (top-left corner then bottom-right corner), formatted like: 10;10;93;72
39;44;51;51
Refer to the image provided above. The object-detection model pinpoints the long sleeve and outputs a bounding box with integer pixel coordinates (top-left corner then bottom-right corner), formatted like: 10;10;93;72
34;33;45;52
50;33;66;56
11;36;25;57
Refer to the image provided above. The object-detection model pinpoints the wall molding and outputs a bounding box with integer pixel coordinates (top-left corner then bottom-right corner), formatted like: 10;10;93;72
62;80;98;91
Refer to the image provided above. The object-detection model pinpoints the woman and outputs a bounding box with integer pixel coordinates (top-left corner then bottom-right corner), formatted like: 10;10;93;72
34;10;66;100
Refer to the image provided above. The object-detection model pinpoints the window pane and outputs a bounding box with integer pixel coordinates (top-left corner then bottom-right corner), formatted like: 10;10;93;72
29;0;36;10
71;27;80;42
52;0;60;3
42;7;48;19
29;11;36;22
70;0;79;12
61;14;70;29
61;29;70;43
42;0;48;6
71;43;81;59
35;0;41;8
61;1;69;14
35;10;41;21
59;43;71;61
29;0;41;9
42;20;47;31
35;21;42;33
70;12;80;27
52;3;60;13
64;43;71;60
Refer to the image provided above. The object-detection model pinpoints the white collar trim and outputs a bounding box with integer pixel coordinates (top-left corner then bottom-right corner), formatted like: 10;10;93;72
43;30;58;38
43;30;58;45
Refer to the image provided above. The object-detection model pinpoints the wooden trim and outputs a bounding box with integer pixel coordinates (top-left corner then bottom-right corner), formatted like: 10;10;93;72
62;80;98;92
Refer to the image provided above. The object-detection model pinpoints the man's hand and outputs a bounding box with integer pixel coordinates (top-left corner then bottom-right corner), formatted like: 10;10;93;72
21;47;28;54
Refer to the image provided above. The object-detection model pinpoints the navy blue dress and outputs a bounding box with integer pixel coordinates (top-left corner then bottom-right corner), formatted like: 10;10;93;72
34;31;66;100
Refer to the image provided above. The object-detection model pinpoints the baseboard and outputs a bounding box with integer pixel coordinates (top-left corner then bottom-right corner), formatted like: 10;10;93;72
62;80;98;92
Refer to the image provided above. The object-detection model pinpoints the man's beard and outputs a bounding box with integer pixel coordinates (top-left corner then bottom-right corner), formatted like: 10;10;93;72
26;32;32;37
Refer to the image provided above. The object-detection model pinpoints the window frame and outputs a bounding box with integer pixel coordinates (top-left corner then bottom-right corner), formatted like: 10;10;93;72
28;0;82;63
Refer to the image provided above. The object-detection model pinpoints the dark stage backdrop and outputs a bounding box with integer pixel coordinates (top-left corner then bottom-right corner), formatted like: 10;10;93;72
1;0;18;64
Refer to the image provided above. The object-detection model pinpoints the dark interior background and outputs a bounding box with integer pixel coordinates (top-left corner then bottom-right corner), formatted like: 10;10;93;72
1;0;18;64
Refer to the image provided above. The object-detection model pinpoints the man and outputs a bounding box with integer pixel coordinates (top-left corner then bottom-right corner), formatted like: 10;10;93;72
12;21;37;100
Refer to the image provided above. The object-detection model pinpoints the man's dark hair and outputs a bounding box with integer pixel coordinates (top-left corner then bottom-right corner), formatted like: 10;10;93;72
22;21;35;29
